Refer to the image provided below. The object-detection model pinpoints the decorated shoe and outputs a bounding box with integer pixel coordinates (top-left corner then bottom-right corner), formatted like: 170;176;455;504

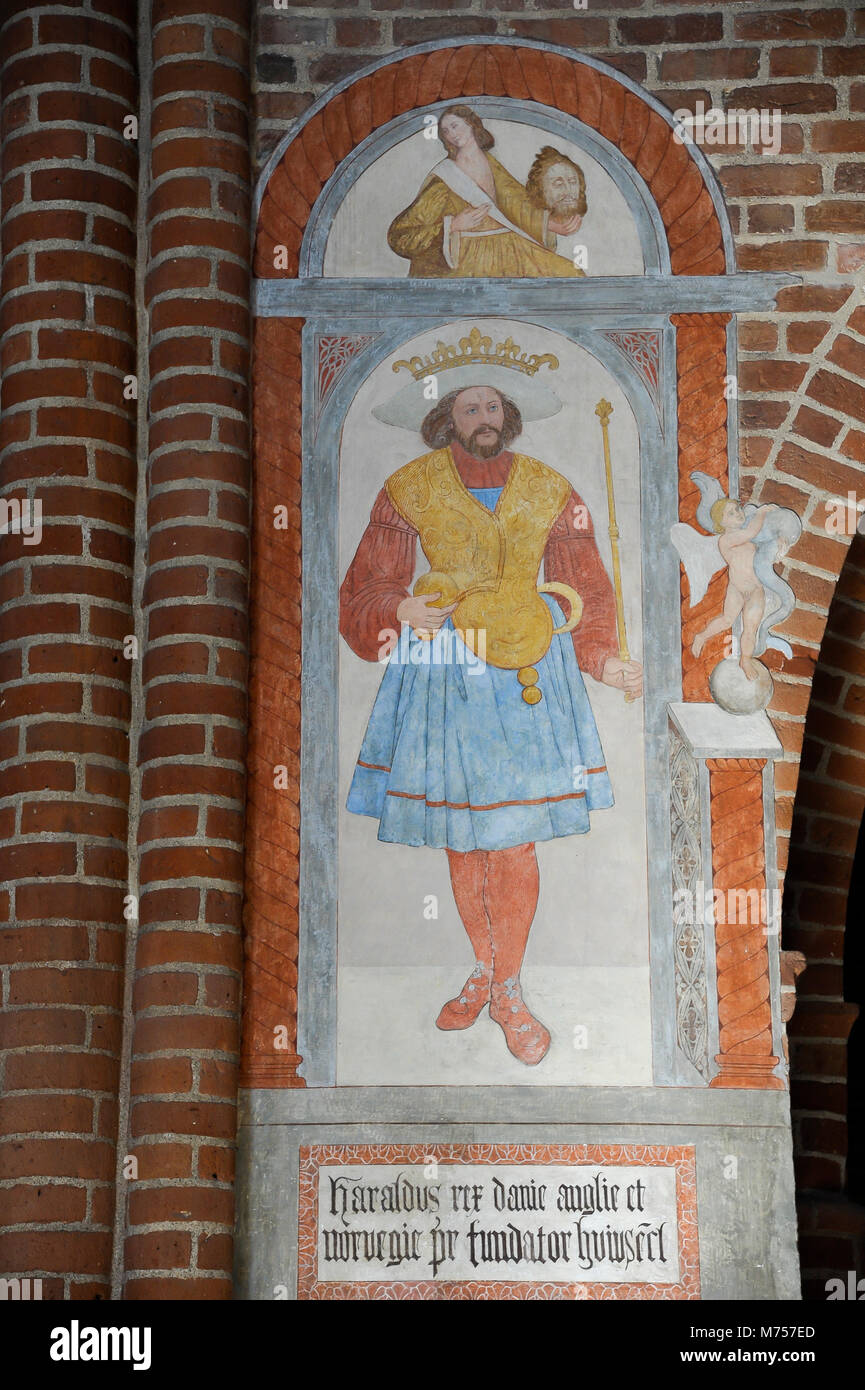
489;976;551;1065
436;962;492;1031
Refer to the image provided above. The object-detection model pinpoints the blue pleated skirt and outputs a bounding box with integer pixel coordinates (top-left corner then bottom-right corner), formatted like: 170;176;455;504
346;593;614;851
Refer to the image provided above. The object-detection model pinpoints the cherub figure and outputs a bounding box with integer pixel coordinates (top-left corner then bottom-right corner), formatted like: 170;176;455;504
671;473;802;681
692;498;776;679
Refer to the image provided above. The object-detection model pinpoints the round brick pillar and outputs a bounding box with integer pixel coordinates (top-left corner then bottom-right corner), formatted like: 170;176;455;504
122;0;251;1298
0;1;138;1299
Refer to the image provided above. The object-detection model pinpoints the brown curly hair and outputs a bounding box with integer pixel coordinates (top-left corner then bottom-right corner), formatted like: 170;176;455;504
438;105;495;156
526;146;587;215
421;387;522;450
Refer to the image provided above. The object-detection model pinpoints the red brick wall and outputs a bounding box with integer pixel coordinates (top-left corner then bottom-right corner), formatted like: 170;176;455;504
122;0;251;1300
0;0;251;1303
0;0;138;1300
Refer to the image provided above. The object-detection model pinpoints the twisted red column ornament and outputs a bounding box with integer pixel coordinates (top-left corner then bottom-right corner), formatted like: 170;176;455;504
671;313;732;704
707;758;783;1090
240;317;305;1088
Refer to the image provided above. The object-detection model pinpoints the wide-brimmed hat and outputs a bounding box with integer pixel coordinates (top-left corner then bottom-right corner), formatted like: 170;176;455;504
372;326;562;431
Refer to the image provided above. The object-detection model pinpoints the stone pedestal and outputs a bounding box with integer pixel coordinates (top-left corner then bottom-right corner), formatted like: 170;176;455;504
668;703;785;1092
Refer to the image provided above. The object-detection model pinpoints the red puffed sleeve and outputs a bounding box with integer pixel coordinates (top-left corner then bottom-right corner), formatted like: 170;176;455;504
544;488;620;683
339;487;417;662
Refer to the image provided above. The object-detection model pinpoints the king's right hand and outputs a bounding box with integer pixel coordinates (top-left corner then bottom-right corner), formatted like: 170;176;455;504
397;593;458;636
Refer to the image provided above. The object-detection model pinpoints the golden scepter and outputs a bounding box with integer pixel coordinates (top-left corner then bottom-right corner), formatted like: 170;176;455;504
595;398;634;703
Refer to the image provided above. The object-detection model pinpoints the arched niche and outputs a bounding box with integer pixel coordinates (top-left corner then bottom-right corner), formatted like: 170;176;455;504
298;315;676;1088
242;38;798;1095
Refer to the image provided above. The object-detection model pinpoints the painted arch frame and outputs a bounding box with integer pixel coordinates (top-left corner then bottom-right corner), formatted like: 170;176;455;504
242;38;790;1095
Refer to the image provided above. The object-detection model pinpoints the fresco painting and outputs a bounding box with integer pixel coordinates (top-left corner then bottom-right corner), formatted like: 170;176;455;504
336;321;649;1087
238;60;805;1301
322;106;644;279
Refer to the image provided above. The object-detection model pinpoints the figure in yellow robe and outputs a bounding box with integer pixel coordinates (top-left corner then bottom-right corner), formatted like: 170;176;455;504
387;106;583;279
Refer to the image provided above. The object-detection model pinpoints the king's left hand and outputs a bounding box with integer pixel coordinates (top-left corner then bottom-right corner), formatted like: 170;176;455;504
601;657;643;699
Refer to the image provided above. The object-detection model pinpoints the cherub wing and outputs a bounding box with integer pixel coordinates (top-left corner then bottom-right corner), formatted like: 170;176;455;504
670;523;725;606
692;471;726;535
750;505;803;658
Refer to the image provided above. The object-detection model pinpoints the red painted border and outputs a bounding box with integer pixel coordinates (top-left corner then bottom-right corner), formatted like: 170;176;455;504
297;1143;700;1300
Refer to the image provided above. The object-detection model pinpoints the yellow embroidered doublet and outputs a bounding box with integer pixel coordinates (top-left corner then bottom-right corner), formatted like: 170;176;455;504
385;448;574;671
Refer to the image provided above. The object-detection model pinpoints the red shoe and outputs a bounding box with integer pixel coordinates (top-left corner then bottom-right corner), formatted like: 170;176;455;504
490;977;551;1065
436;962;491;1031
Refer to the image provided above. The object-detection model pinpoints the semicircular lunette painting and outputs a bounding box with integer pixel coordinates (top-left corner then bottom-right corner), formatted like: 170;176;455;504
239;35;808;1305
321;105;645;279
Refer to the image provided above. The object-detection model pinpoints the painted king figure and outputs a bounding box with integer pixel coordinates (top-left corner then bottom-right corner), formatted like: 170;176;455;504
339;329;642;1065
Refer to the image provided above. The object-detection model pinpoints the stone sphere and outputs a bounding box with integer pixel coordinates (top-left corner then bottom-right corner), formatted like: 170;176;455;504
709;656;774;714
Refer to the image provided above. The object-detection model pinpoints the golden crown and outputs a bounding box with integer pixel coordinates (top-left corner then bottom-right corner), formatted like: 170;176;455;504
392;326;559;382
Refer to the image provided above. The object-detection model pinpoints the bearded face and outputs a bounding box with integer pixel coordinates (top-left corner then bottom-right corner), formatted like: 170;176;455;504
540;160;584;219
450;387;509;459
420;386;522;454
459;425;504;458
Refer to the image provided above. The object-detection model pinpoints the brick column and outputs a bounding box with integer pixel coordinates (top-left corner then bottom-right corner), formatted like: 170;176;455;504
123;0;251;1299
0;1;138;1299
